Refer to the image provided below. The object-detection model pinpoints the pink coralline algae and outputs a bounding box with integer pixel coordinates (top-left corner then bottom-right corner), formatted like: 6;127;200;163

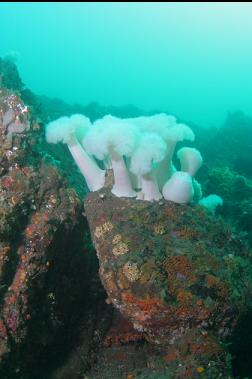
0;91;30;146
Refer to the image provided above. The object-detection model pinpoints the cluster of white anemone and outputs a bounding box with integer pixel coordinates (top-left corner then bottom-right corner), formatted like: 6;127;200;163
45;113;222;211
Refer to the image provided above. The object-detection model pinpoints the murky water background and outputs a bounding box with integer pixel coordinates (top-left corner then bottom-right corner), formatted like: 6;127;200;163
1;2;252;127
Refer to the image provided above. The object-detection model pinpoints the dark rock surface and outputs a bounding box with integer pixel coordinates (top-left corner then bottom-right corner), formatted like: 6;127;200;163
202;166;252;246
0;90;103;379
204;111;252;179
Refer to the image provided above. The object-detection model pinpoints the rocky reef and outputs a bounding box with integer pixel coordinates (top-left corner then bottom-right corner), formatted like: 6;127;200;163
84;177;252;378
198;111;252;249
204;111;252;179
1;58;252;379
0;89;105;379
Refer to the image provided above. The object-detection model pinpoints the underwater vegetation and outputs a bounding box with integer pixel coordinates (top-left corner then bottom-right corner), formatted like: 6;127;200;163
0;59;252;379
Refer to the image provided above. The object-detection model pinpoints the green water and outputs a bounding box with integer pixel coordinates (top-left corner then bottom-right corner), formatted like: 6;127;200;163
1;2;252;127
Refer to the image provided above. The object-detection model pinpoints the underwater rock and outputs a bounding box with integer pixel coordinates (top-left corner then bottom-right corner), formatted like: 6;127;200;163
0;89;30;168
84;185;252;377
204;111;252;179
203;166;252;246
0;90;99;378
0;57;24;92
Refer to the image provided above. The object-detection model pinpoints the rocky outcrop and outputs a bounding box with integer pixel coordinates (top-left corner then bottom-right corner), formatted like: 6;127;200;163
0;90;98;378
85;184;252;378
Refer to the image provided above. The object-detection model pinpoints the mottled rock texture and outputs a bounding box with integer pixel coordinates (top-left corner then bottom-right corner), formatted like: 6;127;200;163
85;183;252;378
0;90;99;379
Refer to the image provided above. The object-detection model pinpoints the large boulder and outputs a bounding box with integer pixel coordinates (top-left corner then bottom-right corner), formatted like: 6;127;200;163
85;182;252;378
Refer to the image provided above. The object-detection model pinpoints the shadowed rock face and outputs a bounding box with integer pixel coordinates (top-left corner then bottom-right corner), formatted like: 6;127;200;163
84;185;252;377
0;90;99;378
